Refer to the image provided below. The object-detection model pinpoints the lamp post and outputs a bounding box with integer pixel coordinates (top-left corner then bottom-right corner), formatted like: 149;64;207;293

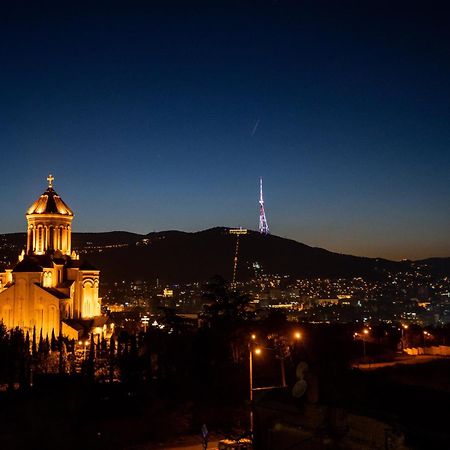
279;331;302;388
362;328;369;359
401;324;409;349
248;331;302;435
248;339;261;435
401;324;408;338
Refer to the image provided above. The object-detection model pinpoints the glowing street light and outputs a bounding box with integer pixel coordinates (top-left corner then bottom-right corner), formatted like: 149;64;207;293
249;342;262;434
401;324;409;348
294;331;301;340
362;328;369;358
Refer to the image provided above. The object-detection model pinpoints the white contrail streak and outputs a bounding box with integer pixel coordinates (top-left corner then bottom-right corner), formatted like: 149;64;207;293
251;118;260;136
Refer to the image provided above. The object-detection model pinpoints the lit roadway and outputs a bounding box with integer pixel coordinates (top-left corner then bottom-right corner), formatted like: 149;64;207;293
128;436;220;450
353;355;449;370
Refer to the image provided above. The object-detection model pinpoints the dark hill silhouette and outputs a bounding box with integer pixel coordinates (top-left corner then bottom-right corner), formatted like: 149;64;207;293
1;228;448;283
62;228;412;283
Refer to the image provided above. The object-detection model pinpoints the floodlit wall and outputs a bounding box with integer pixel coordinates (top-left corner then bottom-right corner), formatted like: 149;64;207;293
0;277;61;336
404;346;450;356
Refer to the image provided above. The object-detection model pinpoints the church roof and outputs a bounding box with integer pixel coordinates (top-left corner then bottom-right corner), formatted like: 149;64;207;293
38;286;70;300
63;316;110;337
13;254;60;272
13;258;43;272
26;181;73;216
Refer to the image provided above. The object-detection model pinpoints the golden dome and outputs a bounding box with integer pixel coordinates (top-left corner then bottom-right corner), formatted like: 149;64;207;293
26;175;74;216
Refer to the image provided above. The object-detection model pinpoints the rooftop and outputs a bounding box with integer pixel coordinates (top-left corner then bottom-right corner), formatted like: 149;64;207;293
26;175;73;217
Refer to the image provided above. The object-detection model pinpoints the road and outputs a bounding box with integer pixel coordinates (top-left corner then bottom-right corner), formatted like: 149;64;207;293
353;354;449;370
128;436;220;450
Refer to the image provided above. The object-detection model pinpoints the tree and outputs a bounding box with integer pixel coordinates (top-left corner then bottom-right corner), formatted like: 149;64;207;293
38;329;44;354
59;341;68;375
24;331;30;355
158;307;184;334
32;326;37;356
51;329;58;352
44;334;50;355
109;335;116;383
267;332;291;387
201;276;254;364
202;275;253;325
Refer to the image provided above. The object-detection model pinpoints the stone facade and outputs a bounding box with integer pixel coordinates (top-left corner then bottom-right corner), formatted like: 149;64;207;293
0;175;105;339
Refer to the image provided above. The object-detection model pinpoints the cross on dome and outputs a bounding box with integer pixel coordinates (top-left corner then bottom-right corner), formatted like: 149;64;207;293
47;174;54;188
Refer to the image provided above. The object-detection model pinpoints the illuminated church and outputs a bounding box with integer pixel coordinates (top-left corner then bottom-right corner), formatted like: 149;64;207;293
0;175;108;339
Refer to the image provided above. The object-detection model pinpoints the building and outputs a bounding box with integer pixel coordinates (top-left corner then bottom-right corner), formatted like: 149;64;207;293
0;175;110;340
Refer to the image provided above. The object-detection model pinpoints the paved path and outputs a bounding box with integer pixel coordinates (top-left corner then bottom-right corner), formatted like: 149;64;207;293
128;436;220;450
353;355;449;370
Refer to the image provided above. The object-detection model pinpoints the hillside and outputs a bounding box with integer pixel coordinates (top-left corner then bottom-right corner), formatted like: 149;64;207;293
71;228;406;283
1;228;448;283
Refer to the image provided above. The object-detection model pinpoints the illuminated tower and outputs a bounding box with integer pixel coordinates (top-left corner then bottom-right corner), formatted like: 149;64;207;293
26;174;74;255
0;174;108;340
259;177;269;235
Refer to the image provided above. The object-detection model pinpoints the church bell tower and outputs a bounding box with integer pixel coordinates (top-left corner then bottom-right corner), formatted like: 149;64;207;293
26;175;74;256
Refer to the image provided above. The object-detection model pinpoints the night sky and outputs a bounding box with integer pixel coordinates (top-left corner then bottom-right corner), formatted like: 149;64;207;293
1;1;449;260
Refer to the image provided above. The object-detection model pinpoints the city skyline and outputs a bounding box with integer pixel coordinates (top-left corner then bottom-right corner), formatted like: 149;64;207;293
1;2;449;260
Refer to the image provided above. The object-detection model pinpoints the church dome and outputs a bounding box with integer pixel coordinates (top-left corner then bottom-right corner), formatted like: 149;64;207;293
26;175;73;216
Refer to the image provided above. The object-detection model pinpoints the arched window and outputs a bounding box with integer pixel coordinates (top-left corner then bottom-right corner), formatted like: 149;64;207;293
43;271;52;288
82;279;95;318
28;225;34;252
49;226;54;249
38;226;43;252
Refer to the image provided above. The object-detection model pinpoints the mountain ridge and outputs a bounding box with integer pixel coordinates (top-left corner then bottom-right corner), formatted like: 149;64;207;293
1;228;449;283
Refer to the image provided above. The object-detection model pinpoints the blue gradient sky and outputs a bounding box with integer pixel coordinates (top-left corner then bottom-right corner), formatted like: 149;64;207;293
1;1;449;260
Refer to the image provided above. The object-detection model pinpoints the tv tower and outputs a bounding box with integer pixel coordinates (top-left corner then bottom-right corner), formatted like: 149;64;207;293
259;177;269;234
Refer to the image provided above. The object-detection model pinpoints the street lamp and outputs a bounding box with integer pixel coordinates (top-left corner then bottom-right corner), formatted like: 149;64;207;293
423;330;432;339
362;329;369;359
249;330;303;431
401;324;409;348
275;331;302;388
401;324;408;337
249;342;261;434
